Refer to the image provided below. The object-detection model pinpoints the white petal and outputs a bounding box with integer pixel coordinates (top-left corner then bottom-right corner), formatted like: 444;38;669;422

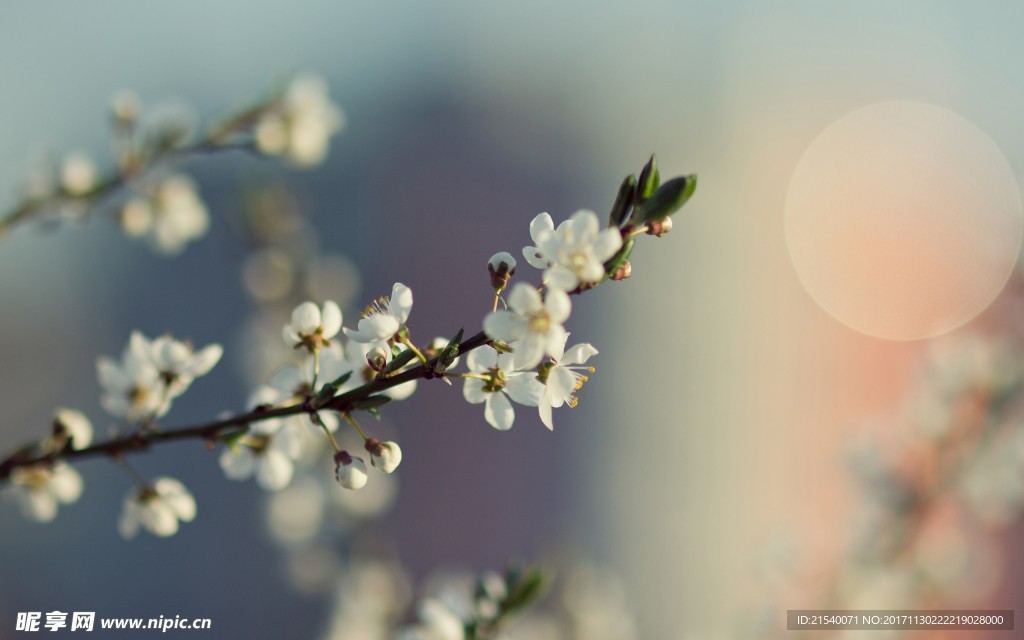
508;283;542;315
563;343;598;365
522;246;548;269
580;257;606;284
529;212;554;243
513;336;546;371
547;367;576;408
390;283;414;324
385;379;418;401
282;324;301;346
484;392;514;430
504;373;544;407
466;346;498;372
55;408;92;449
188;344;223;377
483;311;519;342
320;301;342;338
154;478;196;522
463;379;487;405
20;491;57;522
544;266;578;291
544;326;568;361
544;288;571;324
291;301;321;334
548;332;570;361
96;357;128;392
140;502;179;537
118;501;140;539
128;331;152;363
257;451;294;490
49;464;83;503
220;448;256;480
593;228;623;261
538;397;555;430
570;209;599;238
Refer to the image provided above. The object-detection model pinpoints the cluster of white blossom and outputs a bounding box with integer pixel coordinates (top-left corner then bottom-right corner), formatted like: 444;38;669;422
474;209;609;431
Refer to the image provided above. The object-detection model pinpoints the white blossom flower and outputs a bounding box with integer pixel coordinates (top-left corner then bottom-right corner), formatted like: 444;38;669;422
462;347;544;431
527;210;622;291
59;151;97;196
122;174;209;255
248;362;341;434
335;452;369;490
9;462;83;522
483;284;571;370
256;73;344;167
53;408;93;450
399;598;466;640
118;476;196;539
366;439;403;473
97;332;165;420
538;338;598;430
344;283;414;358
219;427;302;491
283;300;343;352
145;334;223;401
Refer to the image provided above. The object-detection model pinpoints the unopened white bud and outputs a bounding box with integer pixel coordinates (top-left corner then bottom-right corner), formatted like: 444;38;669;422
334;451;368;490
367;346;389;372
366;438;402;473
488;251;517;291
112;90;141;124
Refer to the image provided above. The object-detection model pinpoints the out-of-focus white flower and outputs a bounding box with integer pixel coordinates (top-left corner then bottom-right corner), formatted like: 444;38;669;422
335;452;369;490
219;426;302;491
251;356;341;433
122;174;209;255
256;74;344;167
398;598;466;640
522;212;555;269
53;408;93;450
462;347;543;431
118;476;196;539
97;332;165;420
283;300;342;352
323;560;412;640
9;462;83;522
366;439;402;474
59;152;97;196
98;332;221;421
344;283;414;359
145;334;222;401
483;284;571;370
538;338;598;430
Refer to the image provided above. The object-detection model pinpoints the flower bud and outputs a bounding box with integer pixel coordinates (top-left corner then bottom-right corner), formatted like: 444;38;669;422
365;438;403;473
53;408;93;450
487;252;517;292
366;346;389;372
610;260;632;281
646;217;672;237
111;90;141;125
334;451;368;490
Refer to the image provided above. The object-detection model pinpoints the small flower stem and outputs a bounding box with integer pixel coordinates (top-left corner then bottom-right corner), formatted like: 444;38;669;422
311;349;321;391
450;372;491;380
492;293;500;313
313;413;342;452
342;413;370;442
399;335;429;365
113;458;150;491
627;225;650;238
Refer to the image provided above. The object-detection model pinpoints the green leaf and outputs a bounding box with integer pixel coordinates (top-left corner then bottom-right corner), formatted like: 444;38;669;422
608;174;637;228
502;566;550;615
635;174;696;223
352;395;392;411
433;328;464;374
635;154;660;206
383;348;418;374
